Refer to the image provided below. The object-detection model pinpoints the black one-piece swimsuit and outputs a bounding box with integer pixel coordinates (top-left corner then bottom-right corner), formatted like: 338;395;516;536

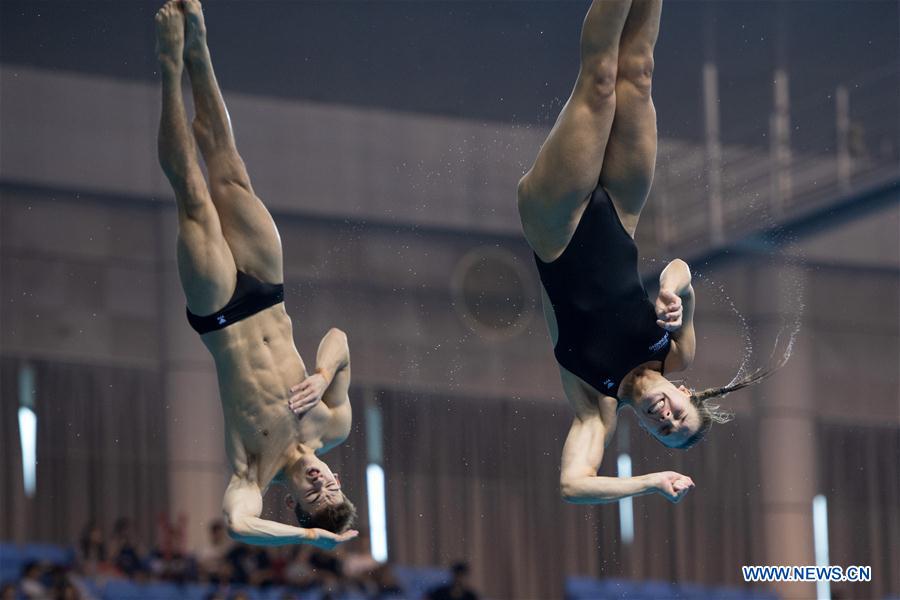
534;185;670;397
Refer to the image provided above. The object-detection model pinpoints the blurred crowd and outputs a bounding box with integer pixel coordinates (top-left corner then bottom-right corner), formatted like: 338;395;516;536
1;517;478;600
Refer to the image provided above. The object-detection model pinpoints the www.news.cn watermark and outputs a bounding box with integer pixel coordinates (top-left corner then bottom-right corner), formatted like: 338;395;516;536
742;565;872;583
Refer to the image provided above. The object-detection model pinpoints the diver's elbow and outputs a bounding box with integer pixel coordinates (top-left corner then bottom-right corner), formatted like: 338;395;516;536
559;480;581;504
225;515;249;542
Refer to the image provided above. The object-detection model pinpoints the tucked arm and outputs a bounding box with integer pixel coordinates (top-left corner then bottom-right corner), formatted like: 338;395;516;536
657;259;696;371
289;328;351;417
313;328;351;408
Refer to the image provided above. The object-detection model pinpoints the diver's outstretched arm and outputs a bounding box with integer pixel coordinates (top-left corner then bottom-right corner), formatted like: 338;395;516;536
559;412;694;504
223;476;357;548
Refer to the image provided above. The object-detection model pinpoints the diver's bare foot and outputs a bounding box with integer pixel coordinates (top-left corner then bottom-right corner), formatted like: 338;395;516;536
182;0;209;63
155;0;185;74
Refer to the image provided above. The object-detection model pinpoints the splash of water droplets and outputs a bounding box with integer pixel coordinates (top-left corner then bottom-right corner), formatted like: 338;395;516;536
695;271;755;387
643;253;805;388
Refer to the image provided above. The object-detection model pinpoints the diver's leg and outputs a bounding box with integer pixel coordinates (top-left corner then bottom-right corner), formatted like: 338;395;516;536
598;0;662;233
156;0;235;315
517;0;632;261
182;0;284;284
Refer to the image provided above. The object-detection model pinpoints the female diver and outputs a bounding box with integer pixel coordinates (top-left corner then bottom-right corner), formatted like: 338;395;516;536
518;0;773;505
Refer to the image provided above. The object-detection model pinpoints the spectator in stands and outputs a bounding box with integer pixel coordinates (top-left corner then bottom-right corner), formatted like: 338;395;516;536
370;563;403;599
19;561;48;599
426;562;479;600
338;533;400;597
149;513;193;582
148;544;195;583
77;520;111;578
47;566;82;600
109;517;144;577
341;533;379;584
282;546;318;590
308;548;348;597
264;546;294;586
0;583;15;600
246;546;276;587
54;565;97;600
196;519;235;583
226;543;275;586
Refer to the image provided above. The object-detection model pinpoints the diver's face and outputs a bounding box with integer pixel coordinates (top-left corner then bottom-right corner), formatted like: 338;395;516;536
635;382;701;448
290;454;343;512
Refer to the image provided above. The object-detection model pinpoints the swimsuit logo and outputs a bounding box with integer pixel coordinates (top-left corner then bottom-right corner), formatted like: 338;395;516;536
649;332;670;353
603;379;615;389
217;315;227;325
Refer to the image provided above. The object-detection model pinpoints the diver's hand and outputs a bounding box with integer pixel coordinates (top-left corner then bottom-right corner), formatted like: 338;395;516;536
288;372;329;417
304;528;359;550
652;471;695;503
655;289;683;332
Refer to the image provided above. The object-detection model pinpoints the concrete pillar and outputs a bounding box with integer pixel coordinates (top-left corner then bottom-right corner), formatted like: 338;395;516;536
755;264;816;599
703;62;724;245
702;3;724;246
836;86;851;192
157;209;229;551
770;69;793;215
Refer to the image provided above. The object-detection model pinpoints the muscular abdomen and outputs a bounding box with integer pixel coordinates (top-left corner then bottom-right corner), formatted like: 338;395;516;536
201;304;308;452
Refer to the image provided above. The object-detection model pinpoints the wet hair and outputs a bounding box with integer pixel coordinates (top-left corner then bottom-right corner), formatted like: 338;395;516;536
294;494;357;533
678;364;782;449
